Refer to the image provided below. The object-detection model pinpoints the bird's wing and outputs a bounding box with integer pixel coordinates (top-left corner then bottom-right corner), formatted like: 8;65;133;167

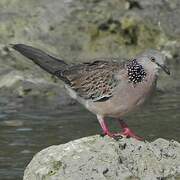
55;60;126;102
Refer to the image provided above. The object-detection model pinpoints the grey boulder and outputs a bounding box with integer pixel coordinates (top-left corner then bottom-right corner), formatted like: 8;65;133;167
23;135;180;180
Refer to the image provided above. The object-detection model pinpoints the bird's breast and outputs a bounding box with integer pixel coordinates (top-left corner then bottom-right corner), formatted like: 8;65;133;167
112;74;156;115
86;73;157;117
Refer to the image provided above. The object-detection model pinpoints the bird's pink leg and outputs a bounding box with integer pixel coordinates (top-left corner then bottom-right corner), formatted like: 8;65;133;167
118;119;143;141
97;116;122;138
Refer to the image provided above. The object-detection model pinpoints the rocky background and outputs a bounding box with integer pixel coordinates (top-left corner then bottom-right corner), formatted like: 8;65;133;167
0;1;180;180
0;0;180;107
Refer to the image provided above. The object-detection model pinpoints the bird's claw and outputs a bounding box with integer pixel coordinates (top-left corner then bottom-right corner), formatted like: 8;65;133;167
100;132;123;140
120;128;144;141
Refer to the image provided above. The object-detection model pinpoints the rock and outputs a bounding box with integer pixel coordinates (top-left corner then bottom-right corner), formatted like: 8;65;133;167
23;135;180;180
0;119;24;127
0;70;74;106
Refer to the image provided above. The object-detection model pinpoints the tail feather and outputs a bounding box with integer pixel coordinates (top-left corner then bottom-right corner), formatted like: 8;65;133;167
12;44;68;75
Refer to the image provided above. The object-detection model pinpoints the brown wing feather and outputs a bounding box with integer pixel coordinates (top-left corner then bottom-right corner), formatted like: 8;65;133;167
55;60;124;101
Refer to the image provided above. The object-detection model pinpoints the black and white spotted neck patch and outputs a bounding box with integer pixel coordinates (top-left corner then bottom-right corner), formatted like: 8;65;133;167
126;59;147;84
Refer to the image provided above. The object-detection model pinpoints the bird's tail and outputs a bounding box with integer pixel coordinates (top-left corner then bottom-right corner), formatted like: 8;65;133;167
12;44;68;75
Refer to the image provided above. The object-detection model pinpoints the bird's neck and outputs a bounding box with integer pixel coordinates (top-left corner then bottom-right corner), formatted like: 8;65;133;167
126;59;147;85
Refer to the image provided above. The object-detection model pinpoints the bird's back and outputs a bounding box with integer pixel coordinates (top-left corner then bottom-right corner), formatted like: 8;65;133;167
12;44;157;118
55;60;124;102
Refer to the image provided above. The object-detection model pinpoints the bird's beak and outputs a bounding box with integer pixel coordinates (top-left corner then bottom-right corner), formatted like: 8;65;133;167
156;63;170;75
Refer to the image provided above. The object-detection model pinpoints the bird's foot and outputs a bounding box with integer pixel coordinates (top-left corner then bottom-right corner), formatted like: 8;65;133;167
120;127;143;141
100;131;123;140
118;119;143;141
98;116;142;141
98;116;123;140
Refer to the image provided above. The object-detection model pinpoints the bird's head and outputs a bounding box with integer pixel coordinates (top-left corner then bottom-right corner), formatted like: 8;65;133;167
136;49;170;75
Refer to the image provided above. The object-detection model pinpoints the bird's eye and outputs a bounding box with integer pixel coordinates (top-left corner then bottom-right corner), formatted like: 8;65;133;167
150;57;155;62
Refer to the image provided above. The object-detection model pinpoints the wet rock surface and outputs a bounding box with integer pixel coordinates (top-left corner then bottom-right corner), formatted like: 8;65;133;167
0;0;180;105
23;135;180;180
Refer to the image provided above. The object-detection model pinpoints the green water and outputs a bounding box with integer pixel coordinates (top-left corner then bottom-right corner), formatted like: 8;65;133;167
0;63;179;180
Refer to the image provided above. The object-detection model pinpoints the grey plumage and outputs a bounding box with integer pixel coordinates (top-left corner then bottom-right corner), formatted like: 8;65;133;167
12;44;170;140
12;44;67;74
57;61;122;102
12;44;123;102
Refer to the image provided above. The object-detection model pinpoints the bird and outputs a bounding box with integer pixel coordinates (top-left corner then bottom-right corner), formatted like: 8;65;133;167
12;44;170;140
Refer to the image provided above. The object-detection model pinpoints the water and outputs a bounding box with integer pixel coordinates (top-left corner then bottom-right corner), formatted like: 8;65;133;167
0;63;180;180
